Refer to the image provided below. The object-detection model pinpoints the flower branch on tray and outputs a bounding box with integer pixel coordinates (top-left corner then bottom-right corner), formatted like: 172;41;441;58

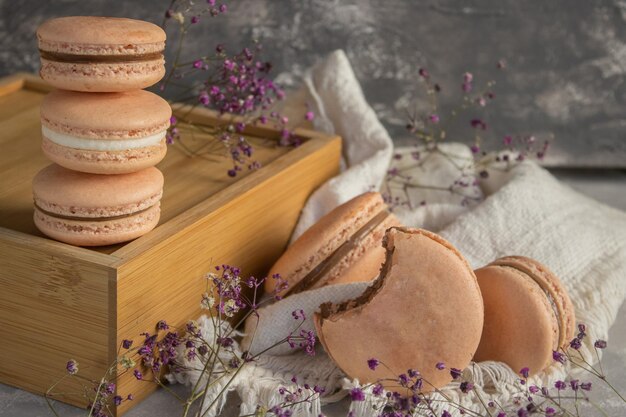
158;0;312;178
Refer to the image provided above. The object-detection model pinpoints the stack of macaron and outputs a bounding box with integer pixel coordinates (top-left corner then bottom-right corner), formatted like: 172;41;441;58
268;192;576;393
33;16;171;246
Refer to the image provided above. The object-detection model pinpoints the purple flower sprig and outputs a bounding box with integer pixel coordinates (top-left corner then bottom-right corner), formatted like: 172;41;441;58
385;63;553;209
159;1;313;178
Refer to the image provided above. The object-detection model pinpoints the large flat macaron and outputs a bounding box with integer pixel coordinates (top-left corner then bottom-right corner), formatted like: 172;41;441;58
37;16;166;92
314;227;484;393
265;192;402;297
41;89;171;174
473;256;576;376
33;164;163;246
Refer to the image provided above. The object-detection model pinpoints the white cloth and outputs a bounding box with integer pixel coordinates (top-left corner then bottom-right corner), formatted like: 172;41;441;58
175;50;626;416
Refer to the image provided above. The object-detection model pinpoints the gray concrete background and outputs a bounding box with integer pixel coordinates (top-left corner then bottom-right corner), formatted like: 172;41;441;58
1;0;625;167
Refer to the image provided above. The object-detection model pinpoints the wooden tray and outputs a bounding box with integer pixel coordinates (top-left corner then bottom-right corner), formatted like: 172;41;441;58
0;73;341;415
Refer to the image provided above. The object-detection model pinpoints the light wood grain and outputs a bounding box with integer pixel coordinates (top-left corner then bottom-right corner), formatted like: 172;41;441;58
0;73;341;415
0;229;116;409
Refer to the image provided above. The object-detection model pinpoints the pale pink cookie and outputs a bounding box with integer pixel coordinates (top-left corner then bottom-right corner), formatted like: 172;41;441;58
474;256;576;376
37;16;166;92
40;89;171;174
265;192;402;297
32;164;163;246
314;227;484;393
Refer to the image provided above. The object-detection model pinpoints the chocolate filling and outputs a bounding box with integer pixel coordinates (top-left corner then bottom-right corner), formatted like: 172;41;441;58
34;203;154;222
319;237;395;320
40;50;164;63
287;210;391;295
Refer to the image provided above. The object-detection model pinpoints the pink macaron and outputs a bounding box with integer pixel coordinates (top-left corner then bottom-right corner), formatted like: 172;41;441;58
32;164;163;246
40;89;171;174
37;16;166;92
474;256;576;376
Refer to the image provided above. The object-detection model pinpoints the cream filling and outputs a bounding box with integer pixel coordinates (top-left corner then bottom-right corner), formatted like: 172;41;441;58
42;126;165;151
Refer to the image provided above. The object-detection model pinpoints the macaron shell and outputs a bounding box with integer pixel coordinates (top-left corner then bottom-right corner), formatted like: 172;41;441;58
34;204;160;246
473;264;558;375
41;90;171;137
32;164;164;211
42;136;167;175
37;16;165;51
265;192;387;294
39;59;165;92
315;227;484;392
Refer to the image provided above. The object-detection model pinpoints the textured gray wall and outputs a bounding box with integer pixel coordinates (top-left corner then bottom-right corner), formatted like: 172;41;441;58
1;0;625;167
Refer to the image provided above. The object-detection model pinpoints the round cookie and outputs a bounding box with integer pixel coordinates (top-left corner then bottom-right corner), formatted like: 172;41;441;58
314;227;484;393
474;256;576;376
32;164;163;246
265;192;402;297
40;89;171;174
37;16;166;92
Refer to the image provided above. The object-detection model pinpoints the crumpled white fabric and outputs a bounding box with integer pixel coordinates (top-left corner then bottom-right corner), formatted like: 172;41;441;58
177;50;626;417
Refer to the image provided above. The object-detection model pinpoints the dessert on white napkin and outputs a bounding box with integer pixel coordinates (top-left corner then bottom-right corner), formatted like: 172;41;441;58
173;50;626;417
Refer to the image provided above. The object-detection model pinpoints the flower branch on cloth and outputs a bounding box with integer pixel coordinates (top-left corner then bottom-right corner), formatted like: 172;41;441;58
160;0;312;177
382;62;552;209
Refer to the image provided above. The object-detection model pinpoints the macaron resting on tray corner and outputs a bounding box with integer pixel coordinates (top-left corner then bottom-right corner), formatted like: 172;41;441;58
0;72;341;413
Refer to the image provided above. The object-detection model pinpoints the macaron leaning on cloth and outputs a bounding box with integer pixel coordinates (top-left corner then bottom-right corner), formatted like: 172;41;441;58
37;16;166;92
32;164;163;246
314;227;484;393
40;89;171;174
473;256;576;376
265;192;402;297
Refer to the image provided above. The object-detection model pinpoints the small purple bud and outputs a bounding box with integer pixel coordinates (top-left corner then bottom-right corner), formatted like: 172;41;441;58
519;367;530;378
594;340;607;349
133;369;143;380
349;387;365;401
367;358;379;370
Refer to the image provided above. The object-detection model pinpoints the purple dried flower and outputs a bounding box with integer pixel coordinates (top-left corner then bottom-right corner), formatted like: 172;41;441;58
450;368;462;380
227;169;237;177
570;337;582;350
460;381;474;393
554;380;566;390
367;358;379;370
429;114;440;123
436;362;446;370
519;367;530;378
127;394;134;401
191;16;199;24
552;350;566;364
581;382;592;391
418;68;429;78
570;379;579;391
470;119;487;130
66;359;78;375
594;339;607;349
349;387;365;401
470;144;480;153
496;413;506;417
442;411;452;417
503;135;513;146
193;59;203;69
517;408;528;417
398;373;409;386
372;384;384;396
529;385;539;394
463;72;473;83
305;111;315;121
291;309;305;320
133;369;143;380
156;320;169;331
219;4;227;13
113;396;123;406
122;339;133;349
